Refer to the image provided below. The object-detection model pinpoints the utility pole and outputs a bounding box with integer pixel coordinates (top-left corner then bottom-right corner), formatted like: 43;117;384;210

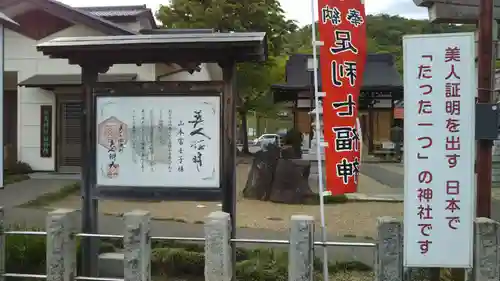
477;0;494;218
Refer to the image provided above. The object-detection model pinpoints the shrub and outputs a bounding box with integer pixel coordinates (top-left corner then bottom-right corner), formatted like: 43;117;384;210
2;228;372;280
152;247;205;276
283;129;303;157
6;161;33;175
5;225;46;275
3;225;119;278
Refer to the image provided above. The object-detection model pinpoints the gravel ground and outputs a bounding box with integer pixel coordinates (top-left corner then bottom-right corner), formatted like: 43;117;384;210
48;163;403;238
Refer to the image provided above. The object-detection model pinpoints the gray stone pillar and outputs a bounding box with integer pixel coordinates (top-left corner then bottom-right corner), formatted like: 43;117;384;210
473;217;500;281
46;209;78;281
288;215;314;281
123;210;151;281
375;216;403;281
0;207;5;281
204;211;232;281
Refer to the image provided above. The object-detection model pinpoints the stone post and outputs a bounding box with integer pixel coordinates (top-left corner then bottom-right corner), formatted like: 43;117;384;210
473;217;500;281
46;209;78;281
375;217;403;281
288;215;314;281
204;211;232;281
0;207;5;281
123;210;151;281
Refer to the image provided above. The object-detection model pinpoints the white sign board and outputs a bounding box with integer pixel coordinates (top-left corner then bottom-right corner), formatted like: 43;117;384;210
96;95;220;188
403;32;476;268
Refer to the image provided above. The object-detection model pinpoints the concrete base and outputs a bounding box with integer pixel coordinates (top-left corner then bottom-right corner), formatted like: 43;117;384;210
99;252;124;278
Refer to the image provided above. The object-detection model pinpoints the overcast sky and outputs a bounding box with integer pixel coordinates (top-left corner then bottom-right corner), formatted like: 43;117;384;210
61;0;430;26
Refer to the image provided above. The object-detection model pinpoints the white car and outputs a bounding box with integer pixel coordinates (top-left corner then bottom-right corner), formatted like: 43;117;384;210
252;134;281;147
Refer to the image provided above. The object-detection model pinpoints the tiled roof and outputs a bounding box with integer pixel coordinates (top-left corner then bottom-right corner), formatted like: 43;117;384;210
78;5;149;18
273;53;402;90
0;11;18;29
0;0;135;35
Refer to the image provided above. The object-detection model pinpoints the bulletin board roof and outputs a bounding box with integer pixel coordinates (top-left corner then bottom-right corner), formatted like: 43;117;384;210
36;32;268;65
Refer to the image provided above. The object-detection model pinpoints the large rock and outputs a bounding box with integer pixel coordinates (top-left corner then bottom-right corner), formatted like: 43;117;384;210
269;159;314;204
242;144;280;200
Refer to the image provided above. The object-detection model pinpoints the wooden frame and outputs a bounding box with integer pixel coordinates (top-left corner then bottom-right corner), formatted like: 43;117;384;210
92;86;223;201
39;105;52;158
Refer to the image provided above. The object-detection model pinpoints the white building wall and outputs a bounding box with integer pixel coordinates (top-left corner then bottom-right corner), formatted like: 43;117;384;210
5;23;212;171
155;63;212;81
116;21;142;32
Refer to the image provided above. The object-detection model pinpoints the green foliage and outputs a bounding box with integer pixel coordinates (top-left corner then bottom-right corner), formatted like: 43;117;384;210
4;226;119;278
149;244;371;280
4;232;371;280
283;128;303;155
284;15;476;73
157;0;295;115
6;161;33;175
303;194;349;205
152;247;205;276
4;174;30;185
157;0;297;55
324;194;349;204
5;225;46;275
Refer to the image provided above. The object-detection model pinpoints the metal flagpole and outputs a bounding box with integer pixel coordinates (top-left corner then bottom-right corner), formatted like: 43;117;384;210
310;0;329;279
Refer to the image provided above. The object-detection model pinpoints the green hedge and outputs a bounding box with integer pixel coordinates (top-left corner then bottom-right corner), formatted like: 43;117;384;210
5;226;46;275
4;225;117;278
4;229;371;280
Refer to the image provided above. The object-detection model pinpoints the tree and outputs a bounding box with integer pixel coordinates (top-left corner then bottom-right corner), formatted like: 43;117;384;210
283;14;476;73
157;0;297;153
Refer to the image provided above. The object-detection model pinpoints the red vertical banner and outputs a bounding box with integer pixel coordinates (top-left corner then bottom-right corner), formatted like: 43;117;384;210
317;0;367;195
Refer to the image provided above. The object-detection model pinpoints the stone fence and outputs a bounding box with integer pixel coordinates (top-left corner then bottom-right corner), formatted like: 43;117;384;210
1;208;500;281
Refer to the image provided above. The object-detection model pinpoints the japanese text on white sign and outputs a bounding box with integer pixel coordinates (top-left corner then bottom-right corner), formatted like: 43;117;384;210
95;95;220;188
403;33;475;268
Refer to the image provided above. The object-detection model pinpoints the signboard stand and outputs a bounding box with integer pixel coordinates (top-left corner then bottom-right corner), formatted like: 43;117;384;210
35;29;266;281
79;77;230;277
81;66;99;276
410;1;500;274
403;32;476;268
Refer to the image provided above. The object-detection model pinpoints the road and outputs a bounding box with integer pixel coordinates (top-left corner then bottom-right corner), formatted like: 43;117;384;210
360;163;404;190
0;176;376;266
361;162;500;222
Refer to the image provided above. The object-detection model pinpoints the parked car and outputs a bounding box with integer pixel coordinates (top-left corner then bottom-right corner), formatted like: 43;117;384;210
252;134;281;147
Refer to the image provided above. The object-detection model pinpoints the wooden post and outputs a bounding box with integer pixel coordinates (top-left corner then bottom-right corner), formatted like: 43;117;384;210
80;64;101;277
220;61;237;281
476;0;494;219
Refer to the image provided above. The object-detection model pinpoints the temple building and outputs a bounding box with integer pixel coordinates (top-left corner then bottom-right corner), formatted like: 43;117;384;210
271;53;403;155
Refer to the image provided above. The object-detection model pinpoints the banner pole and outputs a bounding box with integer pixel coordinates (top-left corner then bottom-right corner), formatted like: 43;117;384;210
310;0;329;279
